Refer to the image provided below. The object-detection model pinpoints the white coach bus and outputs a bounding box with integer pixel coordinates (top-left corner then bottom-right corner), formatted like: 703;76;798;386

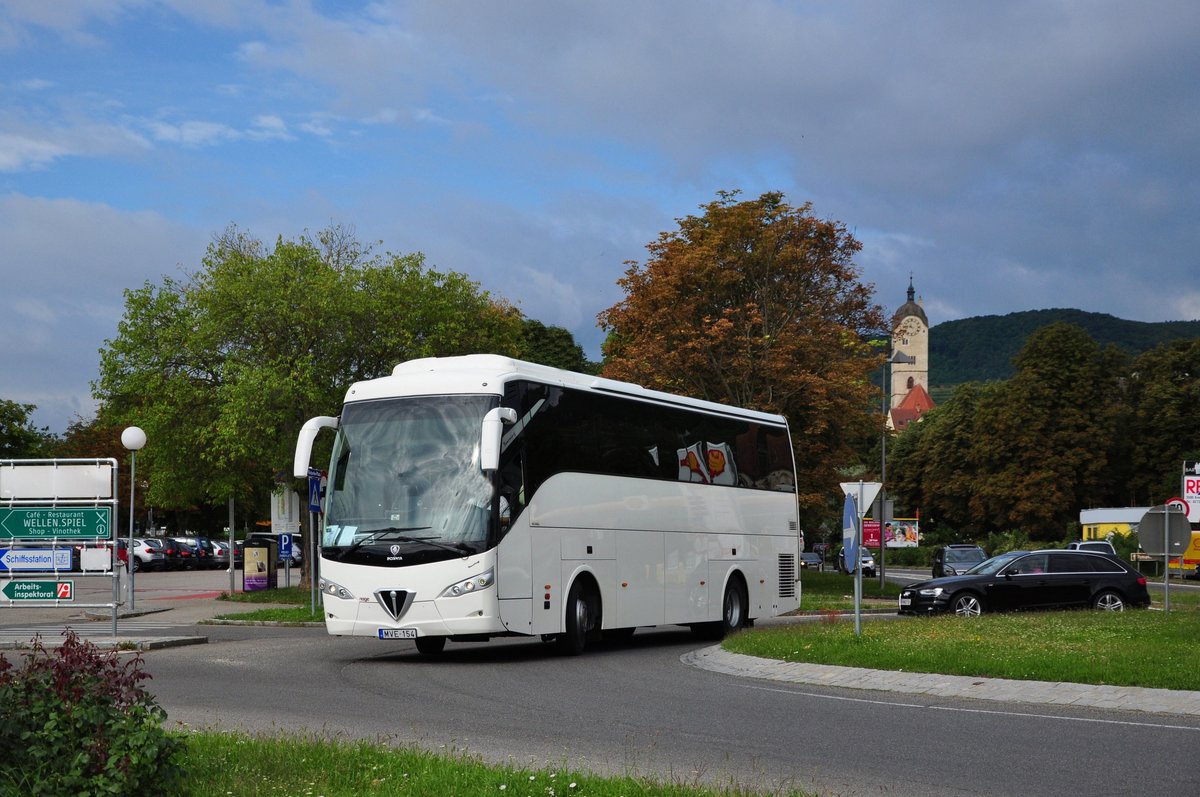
293;354;801;655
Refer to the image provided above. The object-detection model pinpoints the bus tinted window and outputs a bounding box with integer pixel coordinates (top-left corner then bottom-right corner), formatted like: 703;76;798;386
505;381;793;496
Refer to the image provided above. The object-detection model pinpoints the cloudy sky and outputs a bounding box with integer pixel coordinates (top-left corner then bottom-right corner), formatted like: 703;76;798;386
3;1;1198;434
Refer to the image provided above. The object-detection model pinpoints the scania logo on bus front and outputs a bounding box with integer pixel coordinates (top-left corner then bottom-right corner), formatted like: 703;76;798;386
389;545;402;558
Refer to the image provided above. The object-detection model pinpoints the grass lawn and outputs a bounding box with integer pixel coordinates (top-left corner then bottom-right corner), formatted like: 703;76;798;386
184;731;806;797
213;584;324;623
795;570;902;610
727;605;1200;691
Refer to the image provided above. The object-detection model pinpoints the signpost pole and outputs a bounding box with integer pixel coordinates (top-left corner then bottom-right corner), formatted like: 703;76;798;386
855;481;864;636
1163;509;1170;613
228;498;236;596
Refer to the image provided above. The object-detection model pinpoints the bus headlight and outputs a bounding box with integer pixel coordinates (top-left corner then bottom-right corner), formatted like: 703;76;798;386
440;569;494;598
319;578;355;600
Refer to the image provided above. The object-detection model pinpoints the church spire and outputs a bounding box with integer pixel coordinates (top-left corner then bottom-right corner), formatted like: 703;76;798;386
907;273;915;304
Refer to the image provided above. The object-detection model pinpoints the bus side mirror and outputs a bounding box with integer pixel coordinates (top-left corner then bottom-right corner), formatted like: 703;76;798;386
480;407;518;471
294;416;339;478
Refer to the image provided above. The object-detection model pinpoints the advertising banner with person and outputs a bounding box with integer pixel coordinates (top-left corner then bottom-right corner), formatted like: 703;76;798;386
882;518;920;547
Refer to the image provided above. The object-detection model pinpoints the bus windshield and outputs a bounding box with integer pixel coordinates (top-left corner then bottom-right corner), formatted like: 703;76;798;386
323;395;497;564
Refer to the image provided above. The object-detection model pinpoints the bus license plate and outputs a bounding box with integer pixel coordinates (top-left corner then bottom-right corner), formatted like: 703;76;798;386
378;628;418;640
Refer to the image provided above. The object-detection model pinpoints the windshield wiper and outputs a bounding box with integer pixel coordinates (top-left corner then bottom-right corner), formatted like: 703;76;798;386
333;526;431;560
406;536;475;556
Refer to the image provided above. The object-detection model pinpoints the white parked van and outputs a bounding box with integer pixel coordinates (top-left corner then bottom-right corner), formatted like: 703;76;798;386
1066;540;1117;556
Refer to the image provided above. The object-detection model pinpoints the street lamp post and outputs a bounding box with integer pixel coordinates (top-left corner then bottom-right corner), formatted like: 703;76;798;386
121;426;147;610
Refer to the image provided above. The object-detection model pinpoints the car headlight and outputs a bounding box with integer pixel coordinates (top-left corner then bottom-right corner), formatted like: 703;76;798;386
319;578;355;600
918;587;944;597
439;569;495;598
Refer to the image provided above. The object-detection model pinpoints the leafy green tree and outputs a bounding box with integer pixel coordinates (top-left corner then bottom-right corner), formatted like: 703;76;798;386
891;322;1126;539
972;323;1125;537
94;225;523;512
1125;338;1200;504
597;191;886;518
0;399;56;457
519;318;590;372
889;381;997;532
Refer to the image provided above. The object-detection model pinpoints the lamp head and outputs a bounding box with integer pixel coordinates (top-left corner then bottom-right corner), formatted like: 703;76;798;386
121;426;147;451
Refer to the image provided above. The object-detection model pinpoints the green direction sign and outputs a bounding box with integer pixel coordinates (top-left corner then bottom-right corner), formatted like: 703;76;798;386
0;507;111;540
1;580;74;601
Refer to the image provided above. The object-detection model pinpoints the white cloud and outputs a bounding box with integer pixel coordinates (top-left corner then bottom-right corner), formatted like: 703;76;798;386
1170;293;1200;322
0;131;70;170
0;109;151;170
247;114;292;141
145;118;239;147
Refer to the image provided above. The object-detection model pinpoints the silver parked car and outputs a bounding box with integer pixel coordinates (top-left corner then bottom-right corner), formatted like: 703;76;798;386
132;538;168;572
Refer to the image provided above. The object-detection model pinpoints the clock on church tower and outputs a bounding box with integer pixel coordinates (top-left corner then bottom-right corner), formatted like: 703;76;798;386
890;278;929;409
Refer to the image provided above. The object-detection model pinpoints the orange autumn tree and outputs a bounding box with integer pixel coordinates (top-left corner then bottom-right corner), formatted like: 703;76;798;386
598;191;885;518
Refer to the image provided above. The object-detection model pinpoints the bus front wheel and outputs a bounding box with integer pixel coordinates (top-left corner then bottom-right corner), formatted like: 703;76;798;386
557;581;593;656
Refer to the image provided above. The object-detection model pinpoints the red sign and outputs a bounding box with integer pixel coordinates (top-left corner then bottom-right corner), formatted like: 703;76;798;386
863;520;881;547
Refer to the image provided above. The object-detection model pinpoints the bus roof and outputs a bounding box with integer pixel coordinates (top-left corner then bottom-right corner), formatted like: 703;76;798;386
341;354;788;427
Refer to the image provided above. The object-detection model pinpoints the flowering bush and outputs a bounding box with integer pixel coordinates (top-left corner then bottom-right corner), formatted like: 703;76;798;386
0;630;185;795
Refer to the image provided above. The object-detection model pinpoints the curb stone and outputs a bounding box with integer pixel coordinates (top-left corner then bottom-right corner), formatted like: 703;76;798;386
683;645;1200;717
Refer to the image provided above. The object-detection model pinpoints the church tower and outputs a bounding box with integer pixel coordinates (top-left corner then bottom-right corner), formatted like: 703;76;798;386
890;276;929;409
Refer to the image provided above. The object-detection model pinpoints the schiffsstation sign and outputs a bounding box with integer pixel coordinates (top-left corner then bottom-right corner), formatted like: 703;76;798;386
0;507;111;540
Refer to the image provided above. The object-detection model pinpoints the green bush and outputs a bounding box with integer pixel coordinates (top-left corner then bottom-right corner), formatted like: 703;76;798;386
874;546;929;566
0;630;186;796
983;529;1035;555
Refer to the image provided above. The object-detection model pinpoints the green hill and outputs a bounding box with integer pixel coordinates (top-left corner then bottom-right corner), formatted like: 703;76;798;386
929;309;1200;393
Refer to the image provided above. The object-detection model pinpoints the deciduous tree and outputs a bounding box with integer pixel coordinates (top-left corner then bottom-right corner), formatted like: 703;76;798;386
598;191;886;517
890;323;1127;539
1125;338;1200;503
94;225;523;512
0;399;56;457
520;319;592;372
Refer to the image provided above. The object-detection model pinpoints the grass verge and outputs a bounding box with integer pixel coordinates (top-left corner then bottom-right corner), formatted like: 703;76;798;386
793;571;902;611
214;585;323;623
726;608;1200;690
183;730;806;797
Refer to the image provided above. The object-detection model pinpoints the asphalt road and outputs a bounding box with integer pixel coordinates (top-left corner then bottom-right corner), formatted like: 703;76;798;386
5;569;1200;795
139;622;1200;796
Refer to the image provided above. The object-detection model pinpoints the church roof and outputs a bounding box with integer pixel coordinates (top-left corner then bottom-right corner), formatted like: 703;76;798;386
888;383;936;432
892;277;928;327
896;383;934;413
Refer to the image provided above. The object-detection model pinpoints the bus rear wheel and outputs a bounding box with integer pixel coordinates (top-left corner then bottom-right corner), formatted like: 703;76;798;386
693;577;748;640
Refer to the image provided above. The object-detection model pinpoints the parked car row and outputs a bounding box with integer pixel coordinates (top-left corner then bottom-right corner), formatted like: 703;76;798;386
64;536;246;572
9;534;303;573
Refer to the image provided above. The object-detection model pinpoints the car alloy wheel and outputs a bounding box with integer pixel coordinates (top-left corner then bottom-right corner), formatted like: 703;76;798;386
951;593;983;617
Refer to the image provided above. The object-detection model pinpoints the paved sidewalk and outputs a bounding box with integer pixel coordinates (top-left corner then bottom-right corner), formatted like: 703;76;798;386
683;645;1200;717
0;572;304;651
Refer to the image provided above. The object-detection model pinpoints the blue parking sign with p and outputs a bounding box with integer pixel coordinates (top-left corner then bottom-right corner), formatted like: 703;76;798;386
279;533;292;558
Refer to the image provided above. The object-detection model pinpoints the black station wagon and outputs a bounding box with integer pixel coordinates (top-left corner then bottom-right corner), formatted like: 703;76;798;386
899;549;1150;617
